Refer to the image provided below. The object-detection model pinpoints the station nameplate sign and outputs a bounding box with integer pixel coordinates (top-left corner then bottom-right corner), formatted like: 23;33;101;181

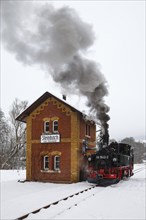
41;134;60;143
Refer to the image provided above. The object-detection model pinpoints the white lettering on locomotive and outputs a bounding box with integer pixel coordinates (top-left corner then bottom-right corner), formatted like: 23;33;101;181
96;155;109;159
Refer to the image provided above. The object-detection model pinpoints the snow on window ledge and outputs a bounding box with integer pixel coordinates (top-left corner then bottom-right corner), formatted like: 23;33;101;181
41;170;61;173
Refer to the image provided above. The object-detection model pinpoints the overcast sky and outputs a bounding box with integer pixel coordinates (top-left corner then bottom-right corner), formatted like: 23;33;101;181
1;0;145;141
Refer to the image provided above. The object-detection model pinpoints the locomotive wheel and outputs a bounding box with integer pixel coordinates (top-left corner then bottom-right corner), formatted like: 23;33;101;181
114;178;120;184
97;178;119;186
125;170;129;178
121;170;124;179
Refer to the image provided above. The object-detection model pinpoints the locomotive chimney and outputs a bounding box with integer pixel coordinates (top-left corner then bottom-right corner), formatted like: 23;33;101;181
103;132;109;146
62;95;66;101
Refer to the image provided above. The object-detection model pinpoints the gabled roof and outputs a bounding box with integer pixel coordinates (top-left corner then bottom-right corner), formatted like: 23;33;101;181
16;91;87;123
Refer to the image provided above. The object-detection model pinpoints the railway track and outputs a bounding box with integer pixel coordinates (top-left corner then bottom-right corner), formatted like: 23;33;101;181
134;164;146;174
16;184;99;220
16;165;145;220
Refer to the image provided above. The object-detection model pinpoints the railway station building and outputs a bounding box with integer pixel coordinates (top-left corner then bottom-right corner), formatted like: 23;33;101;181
16;91;96;183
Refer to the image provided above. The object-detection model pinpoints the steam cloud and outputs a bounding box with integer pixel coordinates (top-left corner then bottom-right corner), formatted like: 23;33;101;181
1;1;110;135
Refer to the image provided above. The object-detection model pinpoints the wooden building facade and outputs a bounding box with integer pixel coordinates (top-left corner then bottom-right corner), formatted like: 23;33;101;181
16;92;96;183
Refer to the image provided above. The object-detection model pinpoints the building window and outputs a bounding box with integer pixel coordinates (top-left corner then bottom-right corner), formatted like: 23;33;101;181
44;155;49;170
85;124;90;136
53;120;58;133
54;155;60;170
44;121;49;133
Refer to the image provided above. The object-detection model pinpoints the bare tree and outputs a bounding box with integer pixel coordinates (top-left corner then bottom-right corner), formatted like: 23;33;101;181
1;99;28;169
0;109;11;168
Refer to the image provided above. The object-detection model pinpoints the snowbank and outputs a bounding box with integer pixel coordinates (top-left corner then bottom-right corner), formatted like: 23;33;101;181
1;164;145;220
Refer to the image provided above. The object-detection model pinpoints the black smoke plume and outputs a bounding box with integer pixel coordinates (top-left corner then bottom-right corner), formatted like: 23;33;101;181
1;1;110;136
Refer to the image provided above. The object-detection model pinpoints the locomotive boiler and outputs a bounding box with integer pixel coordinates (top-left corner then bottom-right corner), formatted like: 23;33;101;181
83;133;134;186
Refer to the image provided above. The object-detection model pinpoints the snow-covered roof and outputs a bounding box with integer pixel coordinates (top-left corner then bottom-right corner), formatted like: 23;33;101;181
16;91;95;123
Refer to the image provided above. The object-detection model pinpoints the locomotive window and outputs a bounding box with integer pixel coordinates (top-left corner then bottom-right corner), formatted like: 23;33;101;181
85;124;90;136
54;155;60;170
44;156;49;170
44;121;49;133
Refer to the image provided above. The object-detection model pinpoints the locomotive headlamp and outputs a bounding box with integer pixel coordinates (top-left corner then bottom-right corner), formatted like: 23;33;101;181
113;158;117;162
88;157;92;161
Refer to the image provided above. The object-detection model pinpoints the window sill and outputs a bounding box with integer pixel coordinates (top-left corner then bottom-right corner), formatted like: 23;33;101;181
42;132;51;135
85;135;91;139
41;170;61;173
52;131;59;134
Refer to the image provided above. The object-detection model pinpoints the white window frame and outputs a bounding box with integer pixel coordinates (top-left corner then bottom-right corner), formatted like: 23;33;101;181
44;121;49;133
53;120;58;133
54;155;60;171
44;155;49;170
85;124;90;136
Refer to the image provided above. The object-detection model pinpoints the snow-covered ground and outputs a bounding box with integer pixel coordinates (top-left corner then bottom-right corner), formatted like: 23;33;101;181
1;164;146;220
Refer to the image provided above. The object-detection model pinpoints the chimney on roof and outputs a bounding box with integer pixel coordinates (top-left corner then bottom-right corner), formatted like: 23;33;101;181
62;95;66;101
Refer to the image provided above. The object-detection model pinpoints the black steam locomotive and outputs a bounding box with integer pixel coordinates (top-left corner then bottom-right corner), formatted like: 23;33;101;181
83;135;134;186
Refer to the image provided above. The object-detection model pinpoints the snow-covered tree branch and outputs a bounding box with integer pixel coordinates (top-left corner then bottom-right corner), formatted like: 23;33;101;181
0;99;28;169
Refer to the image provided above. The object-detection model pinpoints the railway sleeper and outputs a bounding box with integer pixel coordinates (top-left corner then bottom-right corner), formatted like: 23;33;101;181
16;185;97;220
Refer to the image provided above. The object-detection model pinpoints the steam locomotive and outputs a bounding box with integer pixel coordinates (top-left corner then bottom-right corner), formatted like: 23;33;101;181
83;134;134;186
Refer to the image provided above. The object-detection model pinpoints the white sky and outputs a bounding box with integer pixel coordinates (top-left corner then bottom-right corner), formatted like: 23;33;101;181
1;0;145;141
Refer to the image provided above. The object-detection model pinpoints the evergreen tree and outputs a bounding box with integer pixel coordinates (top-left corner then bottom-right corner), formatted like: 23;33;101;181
121;137;146;163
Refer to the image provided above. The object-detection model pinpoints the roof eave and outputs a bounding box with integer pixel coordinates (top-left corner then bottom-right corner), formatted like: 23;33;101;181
15;91;96;124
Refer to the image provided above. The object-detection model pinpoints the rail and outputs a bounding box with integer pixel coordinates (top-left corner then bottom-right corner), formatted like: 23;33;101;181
16;164;145;220
134;164;146;174
16;184;98;220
